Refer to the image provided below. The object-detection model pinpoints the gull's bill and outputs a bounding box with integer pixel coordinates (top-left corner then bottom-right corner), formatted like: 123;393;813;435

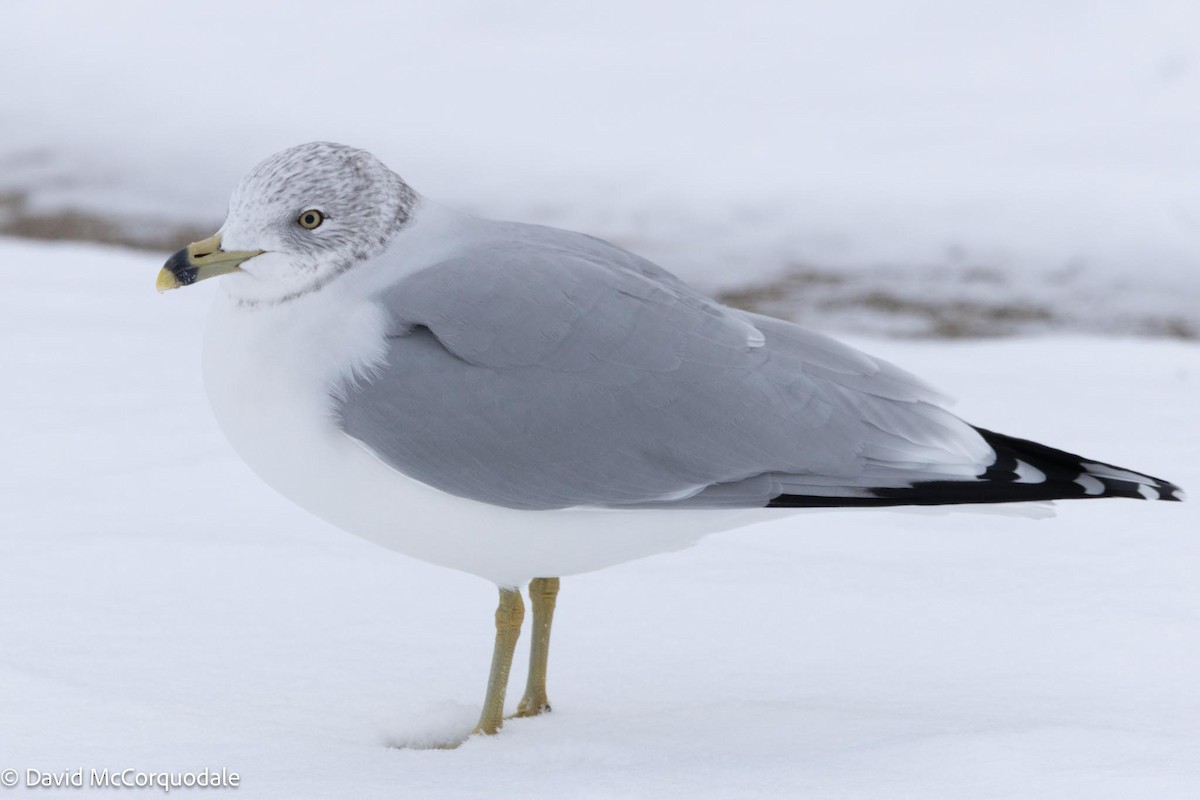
156;233;263;292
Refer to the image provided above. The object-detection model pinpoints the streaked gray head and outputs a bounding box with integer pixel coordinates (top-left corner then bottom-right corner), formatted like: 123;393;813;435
216;142;417;304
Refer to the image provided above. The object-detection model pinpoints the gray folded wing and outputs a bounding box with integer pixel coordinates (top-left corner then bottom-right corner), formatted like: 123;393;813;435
336;232;992;510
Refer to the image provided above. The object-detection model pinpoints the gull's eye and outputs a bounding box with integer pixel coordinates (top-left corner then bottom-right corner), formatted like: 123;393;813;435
297;209;324;230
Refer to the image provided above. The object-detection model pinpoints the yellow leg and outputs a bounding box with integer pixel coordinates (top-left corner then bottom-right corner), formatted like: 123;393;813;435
472;587;525;736
515;577;560;718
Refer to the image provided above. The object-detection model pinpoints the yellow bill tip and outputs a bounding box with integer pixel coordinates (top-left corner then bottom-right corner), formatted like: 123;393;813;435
156;267;182;293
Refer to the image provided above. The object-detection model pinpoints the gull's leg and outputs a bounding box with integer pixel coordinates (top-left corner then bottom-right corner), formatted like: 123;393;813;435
472;587;525;736
515;577;560;718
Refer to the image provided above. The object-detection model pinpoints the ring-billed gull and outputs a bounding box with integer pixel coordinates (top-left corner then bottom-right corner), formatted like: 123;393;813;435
156;142;1182;739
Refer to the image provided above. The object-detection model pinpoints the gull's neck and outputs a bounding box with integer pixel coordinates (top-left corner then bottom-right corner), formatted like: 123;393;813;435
333;198;488;299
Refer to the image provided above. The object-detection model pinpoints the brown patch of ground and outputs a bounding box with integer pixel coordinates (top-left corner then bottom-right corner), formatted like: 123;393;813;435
717;266;1059;338
718;268;846;312
0;190;213;252
826;291;1057;338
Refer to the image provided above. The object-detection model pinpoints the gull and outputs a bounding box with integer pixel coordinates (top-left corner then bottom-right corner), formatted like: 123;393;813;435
157;142;1183;740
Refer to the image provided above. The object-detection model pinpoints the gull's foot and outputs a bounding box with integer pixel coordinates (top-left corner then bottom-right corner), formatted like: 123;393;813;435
471;721;503;736
512;695;552;719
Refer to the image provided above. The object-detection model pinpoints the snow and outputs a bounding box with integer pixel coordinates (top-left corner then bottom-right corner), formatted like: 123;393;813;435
2;1;1198;335
1;236;1197;798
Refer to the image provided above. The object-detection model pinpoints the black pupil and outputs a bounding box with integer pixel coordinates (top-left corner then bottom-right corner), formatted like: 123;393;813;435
304;212;318;226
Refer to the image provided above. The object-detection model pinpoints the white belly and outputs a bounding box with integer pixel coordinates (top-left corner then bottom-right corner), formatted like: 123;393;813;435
201;289;763;586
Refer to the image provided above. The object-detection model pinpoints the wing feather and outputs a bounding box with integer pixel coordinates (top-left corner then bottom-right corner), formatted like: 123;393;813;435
337;229;991;510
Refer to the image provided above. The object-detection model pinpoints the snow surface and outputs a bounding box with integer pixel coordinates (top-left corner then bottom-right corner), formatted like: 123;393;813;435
0;236;1197;798
2;1;1198;335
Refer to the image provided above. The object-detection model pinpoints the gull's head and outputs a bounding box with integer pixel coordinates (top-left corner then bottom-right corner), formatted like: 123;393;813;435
157;142;417;304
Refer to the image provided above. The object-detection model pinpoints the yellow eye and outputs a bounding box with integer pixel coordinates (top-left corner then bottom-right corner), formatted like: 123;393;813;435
297;209;324;229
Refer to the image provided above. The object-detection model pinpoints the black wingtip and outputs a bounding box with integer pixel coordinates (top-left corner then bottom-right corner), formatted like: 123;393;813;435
971;427;1183;503
766;427;1183;509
